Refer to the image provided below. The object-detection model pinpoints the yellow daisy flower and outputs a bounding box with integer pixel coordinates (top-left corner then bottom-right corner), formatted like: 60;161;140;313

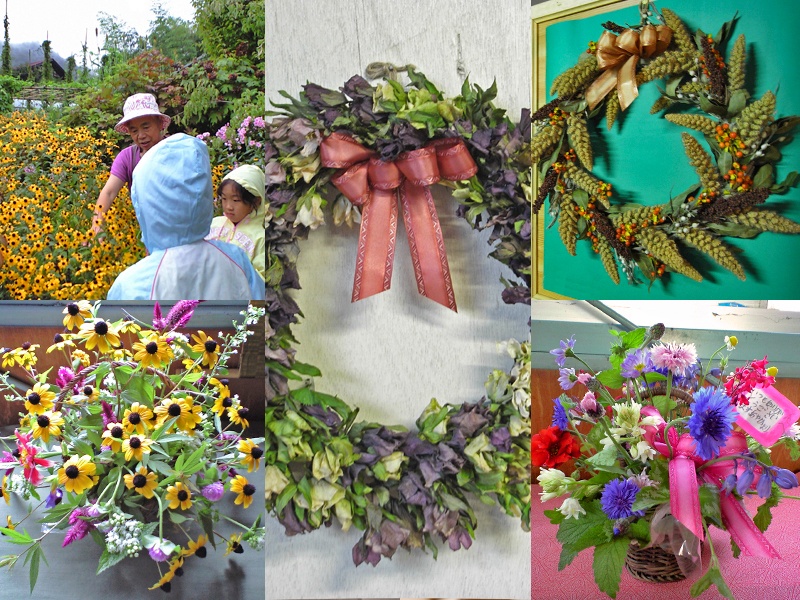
122;402;154;435
78;319;121;354
46;333;75;353
132;332;173;370
101;422;126;452
121;435;152;462
190;331;219;368
165;481;192;510
123;467;158;499
72;349;91;368
1;475;9;504
227;404;249;430
154;397;194;431
224;533;244;556
58;454;97;495
118;317;142;335
29;411;64;443
237;438;263;473
148;555;184;591
181;534;207;558
62;301;92;330
24;383;56;415
229;474;256;509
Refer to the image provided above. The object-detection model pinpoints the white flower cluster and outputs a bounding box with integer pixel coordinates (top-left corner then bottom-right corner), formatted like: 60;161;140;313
4;473;31;499
99;510;144;557
245;527;265;551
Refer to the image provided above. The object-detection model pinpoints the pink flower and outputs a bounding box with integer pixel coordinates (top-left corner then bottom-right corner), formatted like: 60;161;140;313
650;342;698;377
63;506;94;547
725;356;775;406
15;430;53;486
56;366;75;388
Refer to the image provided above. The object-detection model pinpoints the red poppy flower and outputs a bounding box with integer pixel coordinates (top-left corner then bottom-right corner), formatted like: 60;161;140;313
531;425;581;468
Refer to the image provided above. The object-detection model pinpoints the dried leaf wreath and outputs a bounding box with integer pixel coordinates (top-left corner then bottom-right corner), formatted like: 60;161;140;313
264;66;532;565
532;2;800;286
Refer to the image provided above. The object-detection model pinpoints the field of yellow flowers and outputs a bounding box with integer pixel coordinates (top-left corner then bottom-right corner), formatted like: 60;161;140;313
0;112;228;299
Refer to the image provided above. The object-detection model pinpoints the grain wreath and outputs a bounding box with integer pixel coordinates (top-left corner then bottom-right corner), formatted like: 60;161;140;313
533;2;800;287
264;66;531;565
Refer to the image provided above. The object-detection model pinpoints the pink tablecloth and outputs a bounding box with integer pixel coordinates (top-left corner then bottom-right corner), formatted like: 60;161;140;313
531;486;800;599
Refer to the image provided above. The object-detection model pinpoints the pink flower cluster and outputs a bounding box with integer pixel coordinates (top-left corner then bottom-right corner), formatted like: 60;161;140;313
724;356;775;406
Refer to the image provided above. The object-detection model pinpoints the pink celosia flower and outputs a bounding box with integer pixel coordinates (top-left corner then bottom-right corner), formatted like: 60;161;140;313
63;506;94;547
650;342;698;377
56;366;75;388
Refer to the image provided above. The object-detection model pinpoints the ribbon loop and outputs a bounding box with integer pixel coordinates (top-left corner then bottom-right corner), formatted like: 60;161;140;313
320;133;477;311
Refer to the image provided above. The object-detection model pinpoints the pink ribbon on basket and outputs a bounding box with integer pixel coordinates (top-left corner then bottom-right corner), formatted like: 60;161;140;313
320;132;478;311
641;405;780;558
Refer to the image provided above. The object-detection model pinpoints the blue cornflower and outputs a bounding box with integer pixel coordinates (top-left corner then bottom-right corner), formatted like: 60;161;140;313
620;348;653;379
600;478;640;520
549;335;576;368
551;398;569;430
558;368;576;390
687;386;738;460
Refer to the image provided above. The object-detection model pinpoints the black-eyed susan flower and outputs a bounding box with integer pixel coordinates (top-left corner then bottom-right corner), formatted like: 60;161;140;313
29;411;64;443
165;481;192;510
118;316;142;335
122;402;153;435
58;454;96;494
224;533;244;556
148;555;184;591
181;534;207;558
237;438;263;473
72;348;91;367
227;405;249;430
154;397;193;431
132;333;173;370
79;384;100;403
123;466;158;498
1;350;17;368
46;332;75;353
191;331;219;368
101;422;126;452
24;382;55;415
121;435;152;462
229;474;256;509
1;475;8;504
78;319;121;354
62;301;92;330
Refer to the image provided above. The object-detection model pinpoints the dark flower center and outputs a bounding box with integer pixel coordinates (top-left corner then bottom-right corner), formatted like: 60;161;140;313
250;447;263;459
177;490;189;501
232;542;243;554
145;341;159;355
65;465;79;479
160;582;171;593
237;407;249;419
67;303;79;316
83;386;93;396
21;342;31;350
111;426;123;438
128;412;141;425
242;484;256;496
195;546;207;558
37;415;50;427
129;437;141;449
27;393;40;405
133;474;147;488
168;403;182;417
174;567;184;577
94;321;109;335
220;378;229;385
204;340;217;353
222;398;233;408
11;449;20;458
53;333;64;343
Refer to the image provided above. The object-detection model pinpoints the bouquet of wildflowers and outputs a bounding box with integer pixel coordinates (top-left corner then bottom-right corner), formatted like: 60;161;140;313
0;301;265;593
534;324;800;599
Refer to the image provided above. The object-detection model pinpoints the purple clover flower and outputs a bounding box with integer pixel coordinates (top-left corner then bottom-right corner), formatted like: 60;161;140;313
600;478;641;520
549;335;576;368
687;387;738;460
201;481;224;502
148;541;170;562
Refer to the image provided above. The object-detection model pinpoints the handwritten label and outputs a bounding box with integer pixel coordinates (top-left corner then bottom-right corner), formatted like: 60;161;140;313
736;386;800;446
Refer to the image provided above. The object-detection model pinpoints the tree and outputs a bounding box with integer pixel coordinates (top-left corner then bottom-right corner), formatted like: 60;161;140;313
41;40;52;82
191;0;264;63
66;55;76;82
148;3;201;64
2;2;10;76
96;12;141;75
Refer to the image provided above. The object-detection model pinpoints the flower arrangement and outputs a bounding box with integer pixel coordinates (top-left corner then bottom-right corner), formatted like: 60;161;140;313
532;2;800;286
534;324;800;598
0;301;265;593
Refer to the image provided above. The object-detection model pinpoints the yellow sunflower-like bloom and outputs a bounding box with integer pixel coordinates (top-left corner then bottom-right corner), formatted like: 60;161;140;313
29;411;64;443
1;350;17;368
72;349;91;367
132;333;173;370
223;533;244;556
165;481;193;510
154;397;199;432
1;475;9;504
122;402;154;435
190;331;219;368
237;438;263;473
229;474;257;509
46;333;75;354
227;404;249;430
101;422;126;452
148;555;184;591
78;319;121;354
24;382;56;415
62;301;92;330
121;435;152;462
118;318;142;335
123;467;158;499
58;454;97;494
181;534;208;558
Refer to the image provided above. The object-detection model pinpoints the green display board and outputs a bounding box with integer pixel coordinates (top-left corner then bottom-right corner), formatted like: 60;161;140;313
542;0;800;299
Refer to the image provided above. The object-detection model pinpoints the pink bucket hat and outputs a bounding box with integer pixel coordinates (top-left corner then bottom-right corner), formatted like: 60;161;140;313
115;93;171;134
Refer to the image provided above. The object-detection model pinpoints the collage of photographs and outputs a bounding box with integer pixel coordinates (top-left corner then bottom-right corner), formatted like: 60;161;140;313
0;0;798;599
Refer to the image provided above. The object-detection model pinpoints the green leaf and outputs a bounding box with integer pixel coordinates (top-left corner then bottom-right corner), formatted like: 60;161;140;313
652;395;678;419
595;368;625;390
29;544;41;594
730;537;741;558
667;184;701;216
631;486;670;512
698;484;722;528
727;89;748;116
753;164;774;188
592;537;629;598
290;387;315;406
96;549;127;574
717;151;732;176
620;328;646;350
627;518;651;543
714;13;739;45
291;362;322;377
572;188;589;210
642;372;667;383
774;115;800;136
754;487;780;532
772;170;800;194
557;500;612;553
558;544;580;571
707;221;762;239
0;527;33;545
586;443;618;468
690;564;735;599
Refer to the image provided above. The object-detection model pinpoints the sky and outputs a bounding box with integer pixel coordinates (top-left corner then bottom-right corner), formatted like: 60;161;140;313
4;0;196;64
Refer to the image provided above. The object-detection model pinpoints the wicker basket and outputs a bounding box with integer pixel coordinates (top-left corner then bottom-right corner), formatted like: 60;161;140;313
625;540;693;583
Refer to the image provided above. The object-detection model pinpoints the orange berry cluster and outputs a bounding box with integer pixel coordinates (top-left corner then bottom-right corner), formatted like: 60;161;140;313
575;204;599;248
700;34;726;78
549;107;566;126
587;40;598;54
715;123;745;157
614;207;665;247
726;161;753;192
690;190;717;206
598;181;612;198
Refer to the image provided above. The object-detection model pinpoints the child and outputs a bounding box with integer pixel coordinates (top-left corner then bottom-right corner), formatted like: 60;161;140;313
89;93;170;237
206;165;266;281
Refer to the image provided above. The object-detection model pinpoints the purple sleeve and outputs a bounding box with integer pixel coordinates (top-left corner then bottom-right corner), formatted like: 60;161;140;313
109;146;140;189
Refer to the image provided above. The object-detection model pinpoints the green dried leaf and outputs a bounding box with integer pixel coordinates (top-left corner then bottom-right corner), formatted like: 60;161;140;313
753;164;774;188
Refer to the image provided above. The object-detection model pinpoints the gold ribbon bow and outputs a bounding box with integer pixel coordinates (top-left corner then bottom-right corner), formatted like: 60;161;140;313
586;24;673;112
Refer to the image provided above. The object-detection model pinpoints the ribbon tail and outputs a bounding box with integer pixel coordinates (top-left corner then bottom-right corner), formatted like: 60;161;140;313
617;54;639;111
719;492;781;558
585;68;618;111
399;182;457;311
669;455;705;541
351;188;398;302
